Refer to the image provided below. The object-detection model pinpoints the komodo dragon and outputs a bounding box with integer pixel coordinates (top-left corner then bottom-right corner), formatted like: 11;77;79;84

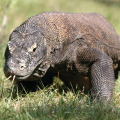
4;12;120;103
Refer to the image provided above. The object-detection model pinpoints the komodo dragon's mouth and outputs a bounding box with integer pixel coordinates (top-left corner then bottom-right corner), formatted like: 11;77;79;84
8;68;45;81
15;73;33;80
5;57;50;81
7;73;33;81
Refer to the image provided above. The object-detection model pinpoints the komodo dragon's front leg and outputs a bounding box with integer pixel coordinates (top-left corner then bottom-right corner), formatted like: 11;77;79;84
75;47;114;103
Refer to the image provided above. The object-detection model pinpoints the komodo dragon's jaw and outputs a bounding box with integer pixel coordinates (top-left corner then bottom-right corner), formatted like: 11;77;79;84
4;58;50;81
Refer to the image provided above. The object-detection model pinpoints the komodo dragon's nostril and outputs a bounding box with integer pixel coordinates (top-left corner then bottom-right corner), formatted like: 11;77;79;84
20;63;25;70
20;66;24;70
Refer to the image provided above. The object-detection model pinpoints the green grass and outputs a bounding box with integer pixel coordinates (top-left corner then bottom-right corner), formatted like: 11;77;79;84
0;0;120;119
1;85;120;120
1;84;120;120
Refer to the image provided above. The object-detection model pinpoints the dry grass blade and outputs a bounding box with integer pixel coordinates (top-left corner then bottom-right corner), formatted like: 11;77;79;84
12;75;16;84
3;75;12;81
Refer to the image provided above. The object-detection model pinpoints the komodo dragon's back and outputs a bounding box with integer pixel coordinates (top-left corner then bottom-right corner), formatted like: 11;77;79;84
17;12;120;60
4;12;120;103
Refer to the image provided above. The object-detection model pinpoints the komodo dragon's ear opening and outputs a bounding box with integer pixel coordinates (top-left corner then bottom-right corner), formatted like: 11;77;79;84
8;41;15;54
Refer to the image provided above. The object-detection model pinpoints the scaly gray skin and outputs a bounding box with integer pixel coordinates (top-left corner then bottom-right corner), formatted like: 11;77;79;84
4;12;120;103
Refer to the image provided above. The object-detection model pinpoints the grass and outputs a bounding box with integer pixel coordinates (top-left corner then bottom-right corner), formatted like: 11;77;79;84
1;84;120;120
0;0;120;119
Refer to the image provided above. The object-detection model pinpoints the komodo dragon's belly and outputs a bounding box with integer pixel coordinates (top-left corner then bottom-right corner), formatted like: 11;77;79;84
59;72;89;93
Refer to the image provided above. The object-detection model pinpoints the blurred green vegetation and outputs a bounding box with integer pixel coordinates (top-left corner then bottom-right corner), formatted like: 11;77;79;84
0;0;120;119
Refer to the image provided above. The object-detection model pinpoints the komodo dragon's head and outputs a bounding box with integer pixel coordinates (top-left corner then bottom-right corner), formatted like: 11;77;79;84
4;29;51;81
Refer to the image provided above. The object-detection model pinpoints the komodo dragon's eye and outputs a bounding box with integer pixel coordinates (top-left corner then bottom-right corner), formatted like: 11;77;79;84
28;43;37;53
33;48;36;53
